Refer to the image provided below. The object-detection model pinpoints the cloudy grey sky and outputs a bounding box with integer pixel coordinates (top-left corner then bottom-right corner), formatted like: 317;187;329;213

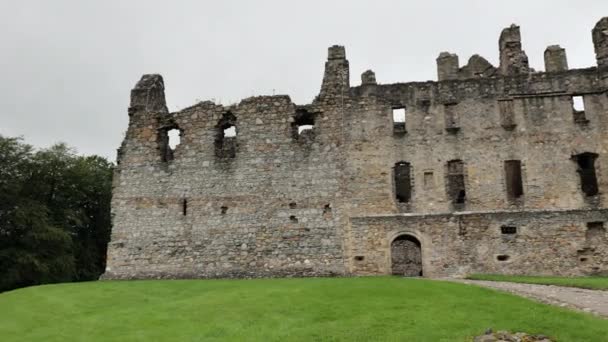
1;0;607;159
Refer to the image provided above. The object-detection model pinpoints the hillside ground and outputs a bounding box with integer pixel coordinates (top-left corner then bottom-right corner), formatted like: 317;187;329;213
1;277;607;341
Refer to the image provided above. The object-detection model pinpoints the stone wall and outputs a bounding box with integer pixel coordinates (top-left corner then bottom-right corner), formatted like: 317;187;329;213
104;17;608;279
349;209;608;278
105;72;349;279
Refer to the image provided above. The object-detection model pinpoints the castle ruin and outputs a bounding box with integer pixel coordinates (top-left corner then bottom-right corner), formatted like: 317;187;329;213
104;18;608;279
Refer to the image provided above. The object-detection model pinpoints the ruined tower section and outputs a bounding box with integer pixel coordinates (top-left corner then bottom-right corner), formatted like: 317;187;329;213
594;17;608;89
116;74;169;166
319;45;350;99
594;17;608;69
498;24;530;75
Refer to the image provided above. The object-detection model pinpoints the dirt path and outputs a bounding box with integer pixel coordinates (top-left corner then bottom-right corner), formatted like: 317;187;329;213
444;279;608;318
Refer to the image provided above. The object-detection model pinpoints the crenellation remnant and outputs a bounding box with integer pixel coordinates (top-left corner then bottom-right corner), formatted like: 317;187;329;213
319;45;350;98
461;54;497;79
436;52;460;81
544;45;569;72
361;70;377;85
104;18;608;281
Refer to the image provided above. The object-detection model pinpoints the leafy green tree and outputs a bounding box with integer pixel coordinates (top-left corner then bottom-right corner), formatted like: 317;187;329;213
0;136;113;291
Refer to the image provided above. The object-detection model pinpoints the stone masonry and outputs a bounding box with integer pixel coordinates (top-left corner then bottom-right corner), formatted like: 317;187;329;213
103;18;608;279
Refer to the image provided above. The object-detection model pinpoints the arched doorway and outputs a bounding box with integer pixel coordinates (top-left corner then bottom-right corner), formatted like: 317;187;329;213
391;234;422;276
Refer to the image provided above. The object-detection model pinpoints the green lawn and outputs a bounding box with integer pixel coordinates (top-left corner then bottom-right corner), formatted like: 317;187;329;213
467;274;608;290
1;277;607;342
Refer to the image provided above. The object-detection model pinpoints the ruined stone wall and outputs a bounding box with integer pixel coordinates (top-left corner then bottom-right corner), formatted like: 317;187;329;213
104;18;608;279
105;53;350;278
346;68;608;215
349;209;608;277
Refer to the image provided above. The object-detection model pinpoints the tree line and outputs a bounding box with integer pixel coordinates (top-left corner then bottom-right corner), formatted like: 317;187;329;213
0;135;113;292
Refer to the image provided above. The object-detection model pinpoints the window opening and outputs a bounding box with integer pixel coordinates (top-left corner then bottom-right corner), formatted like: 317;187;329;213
447;160;466;208
394;162;412;203
573;153;599;196
444;103;460;132
215;111;237;158
392;107;406;134
159;126;181;162
572;96;588;124
504;160;524;200
182;198;188;216
501;226;517;234
292;108;316;139
496;255;510;261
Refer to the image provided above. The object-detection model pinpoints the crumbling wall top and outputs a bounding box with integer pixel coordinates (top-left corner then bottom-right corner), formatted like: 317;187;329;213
328;45;346;60
499;24;522;48
593;17;608;69
544;45;568;72
130;74;168;113
498;24;530;75
361;70;377;85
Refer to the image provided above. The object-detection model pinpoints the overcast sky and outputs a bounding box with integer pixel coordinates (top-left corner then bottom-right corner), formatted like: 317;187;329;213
1;0;607;160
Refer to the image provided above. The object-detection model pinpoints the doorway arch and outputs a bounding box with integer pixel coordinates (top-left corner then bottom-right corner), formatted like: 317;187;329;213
391;234;422;276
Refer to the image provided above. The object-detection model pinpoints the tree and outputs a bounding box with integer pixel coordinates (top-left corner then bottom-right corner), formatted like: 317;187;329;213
0;136;113;292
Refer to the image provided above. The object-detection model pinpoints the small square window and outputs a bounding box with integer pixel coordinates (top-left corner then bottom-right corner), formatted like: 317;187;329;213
501;226;517;234
392;108;405;123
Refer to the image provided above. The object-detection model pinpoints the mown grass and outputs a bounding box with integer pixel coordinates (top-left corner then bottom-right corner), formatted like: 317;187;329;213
1;277;607;341
467;274;608;290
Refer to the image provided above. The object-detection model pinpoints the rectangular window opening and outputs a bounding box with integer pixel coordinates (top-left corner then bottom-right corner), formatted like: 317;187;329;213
394;162;412;203
182;198;188;216
447;160;466;207
392;107;407;134
572;96;585;112
501;226;517;235
572;96;588;123
293;109;316;139
444;103;460;133
392;108;405;123
160;127;181;162
504;160;524;200
574;153;599;196
215;111;237;158
168;128;181;149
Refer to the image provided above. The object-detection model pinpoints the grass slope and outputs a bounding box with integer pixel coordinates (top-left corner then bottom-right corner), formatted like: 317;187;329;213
1;277;607;341
468;274;608;290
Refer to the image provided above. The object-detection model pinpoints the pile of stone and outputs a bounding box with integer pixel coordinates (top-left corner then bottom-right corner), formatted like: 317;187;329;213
474;329;553;342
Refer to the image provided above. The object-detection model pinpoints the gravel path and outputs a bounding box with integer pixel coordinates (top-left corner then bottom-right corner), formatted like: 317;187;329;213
444;279;608;319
